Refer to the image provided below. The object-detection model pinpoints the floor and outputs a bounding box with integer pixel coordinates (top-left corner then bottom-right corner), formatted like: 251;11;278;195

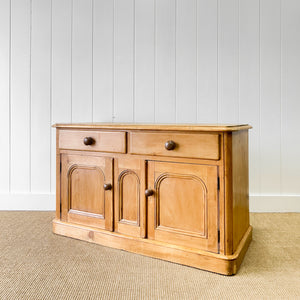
0;212;299;299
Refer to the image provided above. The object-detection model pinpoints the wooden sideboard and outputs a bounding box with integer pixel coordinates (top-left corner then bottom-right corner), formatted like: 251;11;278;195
52;123;252;275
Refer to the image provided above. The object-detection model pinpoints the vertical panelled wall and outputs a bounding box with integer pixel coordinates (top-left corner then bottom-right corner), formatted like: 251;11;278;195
0;0;299;211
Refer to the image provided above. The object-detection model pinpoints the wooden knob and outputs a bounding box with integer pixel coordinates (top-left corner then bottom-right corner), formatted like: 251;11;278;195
165;140;176;150
83;137;95;146
103;183;112;190
145;189;154;197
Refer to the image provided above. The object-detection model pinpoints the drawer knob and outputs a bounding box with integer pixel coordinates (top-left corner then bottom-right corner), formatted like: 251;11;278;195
83;137;95;146
165;140;176;150
103;183;112;191
145;189;154;197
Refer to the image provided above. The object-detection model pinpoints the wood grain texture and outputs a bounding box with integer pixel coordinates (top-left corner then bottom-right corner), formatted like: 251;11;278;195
55;130;60;220
53;220;252;276
54;123;252;131
69;167;105;214
55;124;251;274
114;158;146;237
59;130;126;153
224;132;233;255
59;149;224;167
147;161;219;253
224;130;250;254
232;130;250;252
129;131;220;160
218;146;225;255
61;153;113;231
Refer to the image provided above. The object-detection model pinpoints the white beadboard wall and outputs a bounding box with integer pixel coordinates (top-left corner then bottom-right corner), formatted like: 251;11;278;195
0;0;299;211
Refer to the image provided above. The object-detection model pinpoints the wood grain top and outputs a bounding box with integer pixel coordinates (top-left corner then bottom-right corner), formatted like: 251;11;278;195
53;123;252;132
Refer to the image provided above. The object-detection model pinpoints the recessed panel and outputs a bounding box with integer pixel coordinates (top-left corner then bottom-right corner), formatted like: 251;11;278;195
119;171;139;224
156;174;206;236
69;166;104;216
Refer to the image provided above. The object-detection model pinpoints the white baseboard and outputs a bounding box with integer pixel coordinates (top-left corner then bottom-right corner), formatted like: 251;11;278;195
0;193;299;212
249;195;300;212
0;193;56;210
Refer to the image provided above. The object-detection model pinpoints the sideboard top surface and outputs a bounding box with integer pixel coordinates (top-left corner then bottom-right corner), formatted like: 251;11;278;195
53;123;252;132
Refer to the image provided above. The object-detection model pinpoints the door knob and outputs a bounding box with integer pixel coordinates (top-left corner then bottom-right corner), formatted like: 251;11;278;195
165;140;176;150
145;189;154;197
83;137;95;145
103;183;112;190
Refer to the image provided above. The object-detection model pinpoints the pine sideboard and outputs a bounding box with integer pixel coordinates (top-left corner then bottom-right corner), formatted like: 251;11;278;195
52;123;252;275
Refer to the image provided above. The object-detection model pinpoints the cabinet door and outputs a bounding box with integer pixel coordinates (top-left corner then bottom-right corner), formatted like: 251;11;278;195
61;153;113;231
114;158;146;237
147;161;219;253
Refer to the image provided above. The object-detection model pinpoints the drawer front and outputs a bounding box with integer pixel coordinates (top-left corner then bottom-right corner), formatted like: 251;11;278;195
59;130;126;153
129;132;220;160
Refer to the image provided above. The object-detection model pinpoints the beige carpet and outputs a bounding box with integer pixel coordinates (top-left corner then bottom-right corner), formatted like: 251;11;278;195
0;212;299;299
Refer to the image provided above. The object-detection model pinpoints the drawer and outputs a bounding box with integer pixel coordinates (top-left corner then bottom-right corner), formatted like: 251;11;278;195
128;132;220;160
59;130;126;153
